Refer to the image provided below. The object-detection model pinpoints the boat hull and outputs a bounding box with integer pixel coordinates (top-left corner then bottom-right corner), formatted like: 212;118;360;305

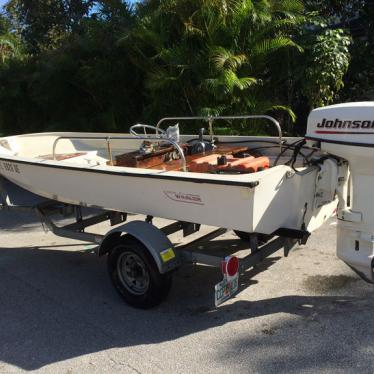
0;154;332;234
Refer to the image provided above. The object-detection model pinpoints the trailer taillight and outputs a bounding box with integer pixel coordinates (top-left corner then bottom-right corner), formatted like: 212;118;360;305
222;256;239;278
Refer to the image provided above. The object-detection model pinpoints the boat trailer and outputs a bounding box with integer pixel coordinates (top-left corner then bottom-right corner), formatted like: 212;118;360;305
0;177;302;308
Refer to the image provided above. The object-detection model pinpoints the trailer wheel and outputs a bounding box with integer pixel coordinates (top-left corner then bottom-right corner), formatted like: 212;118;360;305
107;236;172;309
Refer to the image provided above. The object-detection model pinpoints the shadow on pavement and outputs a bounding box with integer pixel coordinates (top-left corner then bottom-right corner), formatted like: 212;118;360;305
0;210;42;231
217;296;374;373
0;244;373;371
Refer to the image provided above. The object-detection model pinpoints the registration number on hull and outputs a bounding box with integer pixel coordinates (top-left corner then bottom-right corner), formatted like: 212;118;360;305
0;161;20;174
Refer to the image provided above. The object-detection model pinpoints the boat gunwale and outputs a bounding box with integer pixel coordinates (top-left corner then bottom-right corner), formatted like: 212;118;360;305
0;155;260;188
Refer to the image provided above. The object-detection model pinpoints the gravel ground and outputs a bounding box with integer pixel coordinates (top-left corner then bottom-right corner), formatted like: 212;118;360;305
1;209;374;373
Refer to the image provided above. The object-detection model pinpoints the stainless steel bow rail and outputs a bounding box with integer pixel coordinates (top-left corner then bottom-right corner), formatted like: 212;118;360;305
156;115;283;152
52;134;187;171
52;115;281;170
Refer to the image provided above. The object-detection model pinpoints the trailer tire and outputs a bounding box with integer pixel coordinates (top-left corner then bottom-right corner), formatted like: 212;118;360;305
107;236;172;309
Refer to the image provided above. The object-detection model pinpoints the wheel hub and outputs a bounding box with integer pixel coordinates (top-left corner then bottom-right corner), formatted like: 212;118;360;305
117;251;150;295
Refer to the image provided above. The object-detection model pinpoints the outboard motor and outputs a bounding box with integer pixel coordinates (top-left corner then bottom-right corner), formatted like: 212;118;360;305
306;102;374;282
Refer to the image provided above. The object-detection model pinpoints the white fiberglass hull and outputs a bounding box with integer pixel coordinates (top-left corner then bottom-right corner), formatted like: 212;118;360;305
0;132;335;234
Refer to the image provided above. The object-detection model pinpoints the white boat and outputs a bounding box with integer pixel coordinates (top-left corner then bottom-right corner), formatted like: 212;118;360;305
0;116;332;235
4;106;373;309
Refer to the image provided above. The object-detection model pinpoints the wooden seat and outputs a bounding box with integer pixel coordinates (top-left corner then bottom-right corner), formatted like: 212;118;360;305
147;145;251;172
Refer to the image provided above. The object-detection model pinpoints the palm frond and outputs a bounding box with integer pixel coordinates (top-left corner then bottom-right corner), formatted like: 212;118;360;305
237;76;257;90
204;70;257;96
253;37;303;56
230;0;254;20
183;21;204;38
271;0;304;16
210;46;247;70
146;67;180;91
270;105;296;122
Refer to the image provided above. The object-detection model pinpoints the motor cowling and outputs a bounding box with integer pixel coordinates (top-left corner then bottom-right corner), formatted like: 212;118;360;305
306;102;374;147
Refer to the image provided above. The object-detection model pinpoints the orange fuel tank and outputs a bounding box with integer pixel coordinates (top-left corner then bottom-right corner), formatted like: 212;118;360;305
189;154;269;173
226;156;270;173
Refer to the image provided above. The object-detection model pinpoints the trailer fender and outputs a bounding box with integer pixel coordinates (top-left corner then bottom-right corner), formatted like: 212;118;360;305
98;220;180;274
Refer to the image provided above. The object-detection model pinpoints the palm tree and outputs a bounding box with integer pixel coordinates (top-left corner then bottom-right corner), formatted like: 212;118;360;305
125;0;303;132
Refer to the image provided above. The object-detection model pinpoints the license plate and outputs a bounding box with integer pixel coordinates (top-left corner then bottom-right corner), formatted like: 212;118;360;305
214;273;239;307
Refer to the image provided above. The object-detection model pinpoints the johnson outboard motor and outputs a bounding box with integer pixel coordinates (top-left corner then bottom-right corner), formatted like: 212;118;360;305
306;102;374;282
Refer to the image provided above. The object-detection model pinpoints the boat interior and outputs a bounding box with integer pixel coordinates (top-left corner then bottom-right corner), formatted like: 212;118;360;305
0;117;318;174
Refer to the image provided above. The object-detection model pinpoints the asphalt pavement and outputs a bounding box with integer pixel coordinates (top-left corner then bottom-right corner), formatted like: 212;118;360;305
1;209;374;373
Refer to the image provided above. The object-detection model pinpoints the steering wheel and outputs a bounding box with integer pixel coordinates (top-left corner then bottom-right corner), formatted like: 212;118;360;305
130;124;166;137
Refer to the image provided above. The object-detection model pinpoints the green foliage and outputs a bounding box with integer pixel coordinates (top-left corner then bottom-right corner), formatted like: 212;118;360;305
0;1;142;135
0;0;368;136
0;14;22;62
339;1;374;101
304;0;365;20
125;0;304;133
5;0;96;52
301;26;351;107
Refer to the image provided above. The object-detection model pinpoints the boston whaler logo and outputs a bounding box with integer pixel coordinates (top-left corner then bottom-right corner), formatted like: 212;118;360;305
316;118;374;134
164;191;204;205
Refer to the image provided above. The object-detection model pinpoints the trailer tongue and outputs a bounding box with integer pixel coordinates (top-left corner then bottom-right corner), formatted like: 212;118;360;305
1;102;374;308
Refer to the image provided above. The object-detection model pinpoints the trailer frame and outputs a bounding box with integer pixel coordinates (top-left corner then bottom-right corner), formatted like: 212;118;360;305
1;177;304;308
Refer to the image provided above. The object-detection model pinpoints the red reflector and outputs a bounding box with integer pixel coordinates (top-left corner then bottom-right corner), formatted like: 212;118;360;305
226;256;239;277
